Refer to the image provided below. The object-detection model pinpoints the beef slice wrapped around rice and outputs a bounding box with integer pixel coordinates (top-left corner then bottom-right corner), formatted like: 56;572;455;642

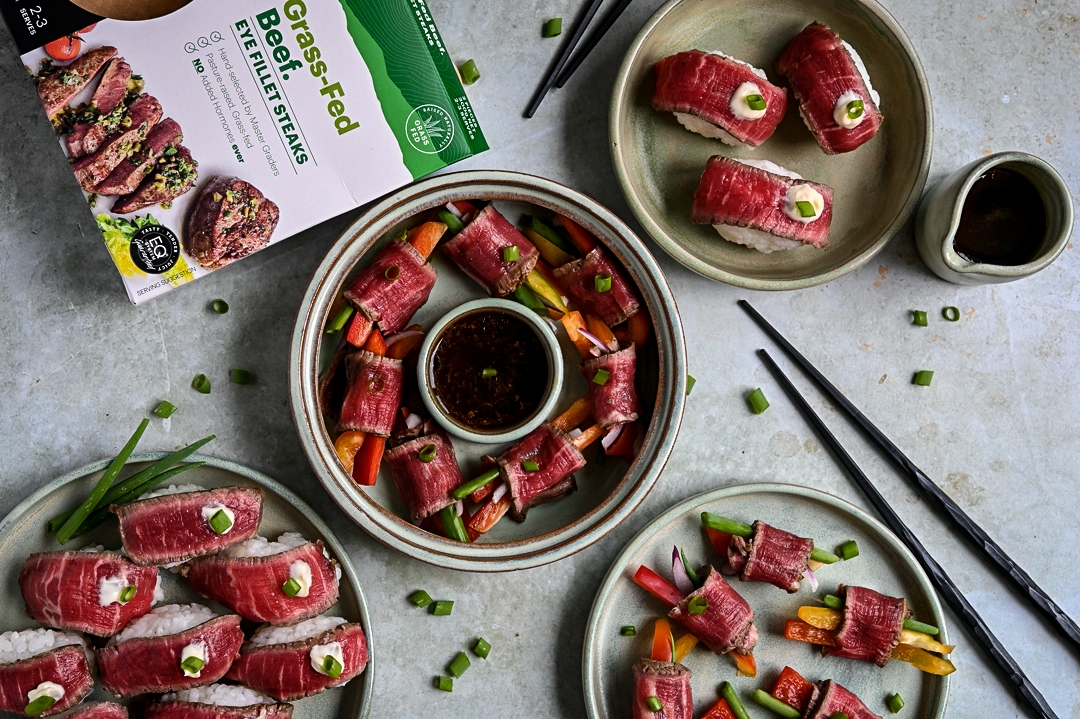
0;629;95;717
147;684;293;719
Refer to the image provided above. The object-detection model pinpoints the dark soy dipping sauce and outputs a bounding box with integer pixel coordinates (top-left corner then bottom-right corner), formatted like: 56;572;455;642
953;167;1047;266
431;310;548;430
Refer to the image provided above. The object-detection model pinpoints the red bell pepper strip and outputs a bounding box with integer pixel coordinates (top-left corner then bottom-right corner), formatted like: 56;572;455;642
632;565;685;608
352;435;384;487
700;698;738;719
606;421;637;457
385;331;424;360
771;666;815;712
627;311;652;346
363;328;387;356
449;199;480;218
559;214;597;255
345;312;374;348
784;619;837;646
706;527;733;557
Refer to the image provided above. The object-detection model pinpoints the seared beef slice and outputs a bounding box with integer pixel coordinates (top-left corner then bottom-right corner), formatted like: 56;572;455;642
96;118;183;196
112;144;198;214
37;46;117;118
71;94;162;191
184;177;280;270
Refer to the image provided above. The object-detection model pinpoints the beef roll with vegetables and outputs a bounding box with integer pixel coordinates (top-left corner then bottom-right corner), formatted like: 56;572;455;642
442;205;539;297
632;659;692;719
385;432;463;523
553;246;641;327
581;345;639;428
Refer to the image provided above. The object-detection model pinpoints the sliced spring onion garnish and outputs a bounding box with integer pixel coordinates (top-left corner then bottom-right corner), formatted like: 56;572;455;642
449;652;471;678
433;600;454;616
153;400;177;418
23;697;56;717
592;368;611;386
687;596;709;615
839;539;860;560
646;697;663;712
543;17;563;37
208;508;233;535
721;682;751;719
192;374;211;394
482;368;497;378
418;444;438;463
180;656;205;675
502;245;520;262
410;590;433;607
752;690;801;719
282;578;302;597
118;584;137;603
473;637;491;659
384;264;402;281
460;59;480;85
913;370;934;386
913;310;928;326
210;299;229;314
437;209;464;233
942;306;960;322
745;93;767;111
795;200;817;218
368;377;385;392
436;675;454;692
322;654;343;679
886;693;905;713
231;369;254;385
810;547;840;564
686;375;696;396
846;99;864;119
747;388;769;414
594;274;613;293
326;305;354;333
620;625;637;636
679;548;700;585
522;460;540;472
822;594;843;610
831;713;850;719
700;512;753;537
903;617;940;636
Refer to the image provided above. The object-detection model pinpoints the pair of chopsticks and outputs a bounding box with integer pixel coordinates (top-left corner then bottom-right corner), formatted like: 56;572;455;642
524;0;636;117
739;300;1069;719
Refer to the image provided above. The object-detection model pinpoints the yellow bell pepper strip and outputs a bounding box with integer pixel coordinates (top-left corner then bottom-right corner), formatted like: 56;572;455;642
524;227;575;267
673;632;698;663
523;270;568;313
890;643;957;675
899;628;955;655
334;431;366;475
797;606;954;653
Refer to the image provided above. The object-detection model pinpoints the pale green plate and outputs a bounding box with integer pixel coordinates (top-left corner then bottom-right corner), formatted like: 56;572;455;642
610;0;932;289
583;483;949;718
0;453;374;719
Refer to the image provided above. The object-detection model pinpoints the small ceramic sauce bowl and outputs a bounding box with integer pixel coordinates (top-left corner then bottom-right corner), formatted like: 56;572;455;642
915;151;1074;284
417;298;564;444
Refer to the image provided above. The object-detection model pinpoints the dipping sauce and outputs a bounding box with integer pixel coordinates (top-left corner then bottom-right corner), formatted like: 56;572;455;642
953;167;1046;266
430;310;548;430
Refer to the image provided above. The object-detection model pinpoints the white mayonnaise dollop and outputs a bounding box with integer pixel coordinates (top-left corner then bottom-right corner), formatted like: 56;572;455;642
784;185;825;223
201;504;235;534
27;681;65;704
180;642;207;677
288;560;313;598
310;641;344;677
833;90;866;129
99;576;134;606
729;81;767;120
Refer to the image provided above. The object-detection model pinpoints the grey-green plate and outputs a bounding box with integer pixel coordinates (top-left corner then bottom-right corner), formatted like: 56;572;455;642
583;483;950;718
610;0;932;289
0;453;374;719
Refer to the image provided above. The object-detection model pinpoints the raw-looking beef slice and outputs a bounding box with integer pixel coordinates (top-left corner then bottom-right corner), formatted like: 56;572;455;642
691;156;833;248
64;703;130;719
70;94;162;191
803;680;882;719
631;658;692;719
338;351;403;436
67;57;133;158
385;433;462;521
825;585;907;666
37;46;117;118
95;118;183;196
111;144;198;214
776;22;883;154
581;344;639;428
553;247;641;326
495;424;585;521
342;239;438;334
652;50;787;146
183;177;279;270
740;520;814;592
0;644;95;716
669;566;756;654
441;205;538;297
146;697;291;719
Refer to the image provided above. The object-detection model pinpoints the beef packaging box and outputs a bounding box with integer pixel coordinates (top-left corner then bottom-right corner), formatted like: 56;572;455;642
2;0;487;303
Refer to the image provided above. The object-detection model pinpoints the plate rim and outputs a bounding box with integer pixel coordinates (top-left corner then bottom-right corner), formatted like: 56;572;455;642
581;482;951;719
608;0;934;290
0;452;375;719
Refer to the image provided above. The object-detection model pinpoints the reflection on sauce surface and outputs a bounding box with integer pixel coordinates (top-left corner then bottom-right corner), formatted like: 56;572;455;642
431;310;548;431
954;168;1046;266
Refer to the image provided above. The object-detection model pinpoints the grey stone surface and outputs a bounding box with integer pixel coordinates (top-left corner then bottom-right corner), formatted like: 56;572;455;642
1;0;1078;717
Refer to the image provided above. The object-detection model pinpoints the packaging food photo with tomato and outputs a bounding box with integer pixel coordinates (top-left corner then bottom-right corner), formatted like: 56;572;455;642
1;0;487;304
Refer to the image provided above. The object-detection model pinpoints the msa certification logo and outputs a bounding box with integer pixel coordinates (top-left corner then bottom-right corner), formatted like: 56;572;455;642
405;104;455;155
129;225;181;274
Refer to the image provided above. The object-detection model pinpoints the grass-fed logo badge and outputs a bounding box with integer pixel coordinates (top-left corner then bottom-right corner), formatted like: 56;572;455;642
406;104;455;155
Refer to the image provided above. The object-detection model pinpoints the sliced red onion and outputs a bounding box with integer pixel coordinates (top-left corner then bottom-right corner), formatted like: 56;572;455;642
567;428;584;440
455;500;464;517
576;328;613;354
803;565;819;592
601;423;624;450
404;413;423;430
445;202;464;219
671;546;695;596
384;329;425;348
492;482;508;503
461;212;474;224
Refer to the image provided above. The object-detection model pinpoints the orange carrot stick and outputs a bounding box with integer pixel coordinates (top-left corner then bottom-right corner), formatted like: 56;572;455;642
651;618;674;662
561;312;593;357
468;495;511;535
585;314;617;350
362;328;387;356
551;397;591;433
407;221;448;261
627;311;652;346
560;214;597;255
572;425;603;450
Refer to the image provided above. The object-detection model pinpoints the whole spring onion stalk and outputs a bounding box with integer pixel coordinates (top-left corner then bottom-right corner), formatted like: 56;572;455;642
700;512;839;564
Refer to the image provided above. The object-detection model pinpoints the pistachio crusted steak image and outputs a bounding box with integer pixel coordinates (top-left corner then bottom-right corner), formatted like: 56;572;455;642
185;177;280;270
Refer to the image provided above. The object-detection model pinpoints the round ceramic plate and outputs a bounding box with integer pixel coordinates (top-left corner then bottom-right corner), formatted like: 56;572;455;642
291;170;686;572
0;453;374;719
583;483;950;718
610;0;932;289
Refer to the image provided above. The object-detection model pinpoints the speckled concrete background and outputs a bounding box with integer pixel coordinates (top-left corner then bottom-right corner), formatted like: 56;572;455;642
1;0;1077;717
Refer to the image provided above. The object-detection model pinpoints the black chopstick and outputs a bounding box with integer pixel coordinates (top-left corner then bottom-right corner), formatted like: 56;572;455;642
524;0;606;118
757;349;1060;719
739;299;1080;656
553;0;635;88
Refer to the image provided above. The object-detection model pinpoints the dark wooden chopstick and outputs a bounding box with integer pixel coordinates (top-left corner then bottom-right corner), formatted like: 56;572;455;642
757;348;1060;719
553;0;635;88
738;299;1080;656
524;0;606;118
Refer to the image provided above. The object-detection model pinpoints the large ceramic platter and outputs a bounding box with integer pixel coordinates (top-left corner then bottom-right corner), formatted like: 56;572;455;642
610;0;932;289
583;483;949;718
0;453;374;718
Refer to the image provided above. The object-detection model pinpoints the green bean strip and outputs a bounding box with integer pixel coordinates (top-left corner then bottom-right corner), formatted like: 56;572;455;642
721;682;751;719
751;690;802;719
529;217;577;255
437;209;464;233
810;547;840;564
55;419;149;544
439;504;471;543
903;617;940;636
700;512;753;538
73;462;206;537
822;594;843;609
453;468;500;500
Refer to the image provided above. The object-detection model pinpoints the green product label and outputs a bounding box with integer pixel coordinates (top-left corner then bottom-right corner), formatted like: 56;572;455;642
338;0;488;178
